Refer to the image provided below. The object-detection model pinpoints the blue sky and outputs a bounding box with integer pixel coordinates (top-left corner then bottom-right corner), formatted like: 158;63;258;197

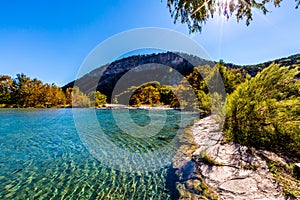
0;0;299;86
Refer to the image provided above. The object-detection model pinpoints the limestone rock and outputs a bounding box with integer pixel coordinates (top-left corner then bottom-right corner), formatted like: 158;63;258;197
191;115;285;200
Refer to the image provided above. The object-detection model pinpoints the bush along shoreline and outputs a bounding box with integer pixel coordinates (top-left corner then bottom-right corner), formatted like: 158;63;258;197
183;64;300;199
224;63;300;161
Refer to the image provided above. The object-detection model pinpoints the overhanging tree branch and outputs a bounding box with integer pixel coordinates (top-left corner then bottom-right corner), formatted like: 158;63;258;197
167;0;300;33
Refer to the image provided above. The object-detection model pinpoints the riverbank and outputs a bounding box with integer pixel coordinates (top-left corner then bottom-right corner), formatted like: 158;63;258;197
174;115;300;199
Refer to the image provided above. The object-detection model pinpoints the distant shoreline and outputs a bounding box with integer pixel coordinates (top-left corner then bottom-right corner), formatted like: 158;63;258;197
103;104;178;110
0;104;180;110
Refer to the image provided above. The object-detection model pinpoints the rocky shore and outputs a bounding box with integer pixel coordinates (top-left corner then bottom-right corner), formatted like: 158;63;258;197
173;115;298;199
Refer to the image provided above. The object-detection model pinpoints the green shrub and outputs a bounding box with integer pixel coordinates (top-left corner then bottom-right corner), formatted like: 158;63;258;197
88;91;107;107
224;63;300;159
198;151;223;166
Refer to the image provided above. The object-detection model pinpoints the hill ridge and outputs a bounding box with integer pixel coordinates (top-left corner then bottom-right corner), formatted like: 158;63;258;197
63;52;300;101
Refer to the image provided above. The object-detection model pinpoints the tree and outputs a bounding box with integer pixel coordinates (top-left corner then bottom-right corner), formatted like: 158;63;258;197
171;79;199;110
0;75;14;105
88;91;107;107
183;64;245;114
186;65;210;93
43;84;66;108
158;85;177;105
31;78;44;107
70;87;90;107
129;84;161;106
167;0;300;33
65;87;72;106
213;63;247;94
13;73;34;107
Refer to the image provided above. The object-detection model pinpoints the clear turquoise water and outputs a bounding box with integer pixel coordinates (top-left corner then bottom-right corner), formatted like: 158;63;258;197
0;109;197;199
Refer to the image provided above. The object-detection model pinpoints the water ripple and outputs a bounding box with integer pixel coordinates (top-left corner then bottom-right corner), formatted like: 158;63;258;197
0;109;197;199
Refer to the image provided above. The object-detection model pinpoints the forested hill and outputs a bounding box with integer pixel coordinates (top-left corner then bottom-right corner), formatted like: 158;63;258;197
63;52;215;101
63;52;300;101
224;54;300;77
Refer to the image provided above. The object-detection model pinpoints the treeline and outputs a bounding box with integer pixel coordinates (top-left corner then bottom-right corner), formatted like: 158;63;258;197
114;63;246;112
114;63;300;159
114;82;179;107
0;74;106;108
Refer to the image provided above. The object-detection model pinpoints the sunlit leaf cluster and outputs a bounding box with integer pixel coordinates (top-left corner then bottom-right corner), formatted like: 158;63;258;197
167;0;300;32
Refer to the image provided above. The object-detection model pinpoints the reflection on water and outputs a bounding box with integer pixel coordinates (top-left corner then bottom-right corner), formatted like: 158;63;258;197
0;109;196;199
